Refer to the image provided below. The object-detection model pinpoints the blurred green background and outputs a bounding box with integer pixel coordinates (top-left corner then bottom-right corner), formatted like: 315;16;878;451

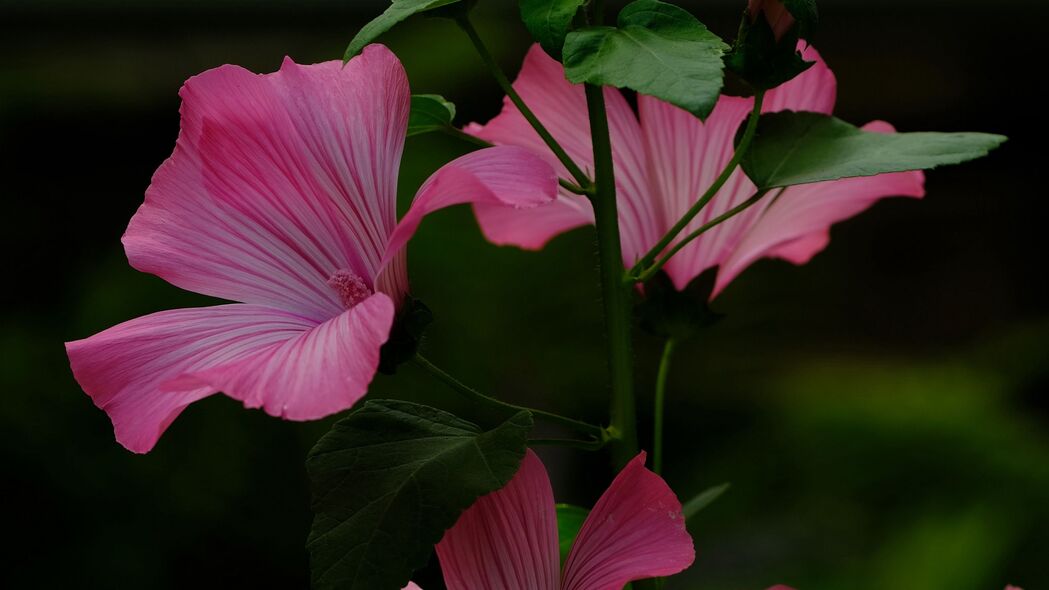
2;0;1046;588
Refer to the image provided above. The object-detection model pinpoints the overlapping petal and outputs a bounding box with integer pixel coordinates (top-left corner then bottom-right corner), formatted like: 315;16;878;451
66;302;390;453
561;452;694;590
124;45;411;319
384;146;559;262
436;450;561;590
464;45;660;261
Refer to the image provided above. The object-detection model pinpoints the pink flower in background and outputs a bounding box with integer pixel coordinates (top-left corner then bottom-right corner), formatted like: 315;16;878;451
748;0;796;40
465;44;925;297
65;45;557;453
409;450;693;590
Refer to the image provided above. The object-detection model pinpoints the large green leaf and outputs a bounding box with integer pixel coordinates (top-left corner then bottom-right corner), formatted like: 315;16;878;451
555;503;589;564
307;400;533;590
519;0;586;59
407;94;457;137
344;0;463;61
562;0;728;120
741;111;1007;189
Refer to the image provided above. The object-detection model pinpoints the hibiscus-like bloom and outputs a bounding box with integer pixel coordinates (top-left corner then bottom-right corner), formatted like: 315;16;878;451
408;450;694;589
465;44;925;297
65;45;557;453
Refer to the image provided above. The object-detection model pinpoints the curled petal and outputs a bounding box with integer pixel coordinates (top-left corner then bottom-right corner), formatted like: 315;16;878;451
172;293;395;422
561;452;695;590
383;146;558;263
66;296;394;453
436;450;560;590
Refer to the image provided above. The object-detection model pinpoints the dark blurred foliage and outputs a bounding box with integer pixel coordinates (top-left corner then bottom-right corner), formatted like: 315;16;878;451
2;0;1046;588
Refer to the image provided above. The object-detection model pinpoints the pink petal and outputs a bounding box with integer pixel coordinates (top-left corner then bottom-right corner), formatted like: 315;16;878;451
638;44;857;294
124;45;410;321
66;305;314;453
464;44;659;263
473;197;593;250
713;122;925;296
382;146;558;264
561;452;694;590
402;584;424;590
435;450;560;590
762;44;836;115
66;296;394;453
171;293;394;421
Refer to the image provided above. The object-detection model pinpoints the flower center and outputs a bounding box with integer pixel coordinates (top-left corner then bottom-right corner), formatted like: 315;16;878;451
327;269;372;309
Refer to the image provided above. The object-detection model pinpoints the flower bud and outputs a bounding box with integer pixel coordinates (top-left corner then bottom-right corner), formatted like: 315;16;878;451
748;0;796;41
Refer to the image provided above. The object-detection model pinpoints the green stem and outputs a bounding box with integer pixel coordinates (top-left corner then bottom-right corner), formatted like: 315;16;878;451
456;15;592;189
413;354;605;438
652;338;677;475
529;437;608;451
585;82;638;468
439;125;492;148
636;188;772;283
628;90;767;278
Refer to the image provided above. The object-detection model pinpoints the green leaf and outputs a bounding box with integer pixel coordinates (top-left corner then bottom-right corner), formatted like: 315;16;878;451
725;14;813;90
344;0;464;61
562;0;729;120
407;94;457;137
307;400;533;590
682;482;730;520
519;0;586;59
555;503;589;564
740;111;1008;189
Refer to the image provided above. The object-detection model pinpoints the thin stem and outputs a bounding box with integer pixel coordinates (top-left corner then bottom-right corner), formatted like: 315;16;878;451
529;437;609;451
652;337;677;475
413;354;606;438
636;188;772;283
585;81;638;468
629;90;767;278
456;15;592;189
439;126;492;148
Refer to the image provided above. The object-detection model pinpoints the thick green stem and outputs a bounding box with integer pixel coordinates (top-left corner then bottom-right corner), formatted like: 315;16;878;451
636;188;773;283
413;354;605;438
585;82;638;468
652;338;677;475
456;15;592;188
629;90;767;278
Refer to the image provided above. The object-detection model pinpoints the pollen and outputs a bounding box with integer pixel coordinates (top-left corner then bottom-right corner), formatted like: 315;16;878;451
327;269;372;309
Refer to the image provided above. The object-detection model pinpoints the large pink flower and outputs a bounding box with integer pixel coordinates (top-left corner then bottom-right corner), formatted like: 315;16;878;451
408;450;694;589
65;45;557;453
465;44;925;297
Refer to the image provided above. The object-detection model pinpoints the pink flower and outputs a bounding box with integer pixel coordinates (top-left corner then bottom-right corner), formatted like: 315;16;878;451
407;450;693;589
465;44;925;298
65;45;557;453
748;0;796;41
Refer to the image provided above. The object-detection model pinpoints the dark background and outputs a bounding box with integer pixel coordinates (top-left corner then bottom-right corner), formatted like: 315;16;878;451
2;0;1046;588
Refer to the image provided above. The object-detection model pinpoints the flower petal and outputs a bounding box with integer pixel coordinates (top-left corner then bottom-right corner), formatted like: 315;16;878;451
435;450;560;590
561;452;694;590
382;146;558;265
713;122;925;296
763;44;836;115
638;44;842;292
172;293;394;421
473;196;594;250
67;305;321;453
66;296;394;454
464;44;659;262
124;45;410;321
